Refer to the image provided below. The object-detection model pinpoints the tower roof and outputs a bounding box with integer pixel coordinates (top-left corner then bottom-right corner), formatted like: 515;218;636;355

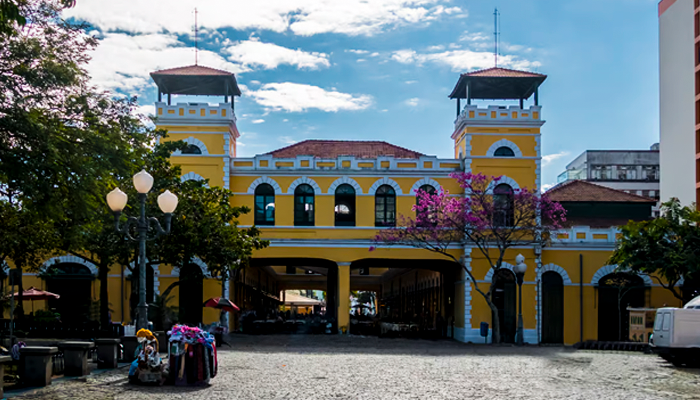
265;140;425;159
448;67;546;100
150;65;241;97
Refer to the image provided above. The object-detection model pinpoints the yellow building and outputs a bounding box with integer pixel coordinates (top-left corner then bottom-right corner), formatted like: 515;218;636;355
10;65;687;345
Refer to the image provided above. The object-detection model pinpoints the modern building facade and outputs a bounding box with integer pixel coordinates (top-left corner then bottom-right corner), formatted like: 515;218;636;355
659;0;698;205
7;65;685;345
557;146;660;201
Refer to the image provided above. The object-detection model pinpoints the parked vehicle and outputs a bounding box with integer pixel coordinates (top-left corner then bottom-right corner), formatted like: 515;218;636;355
650;307;700;367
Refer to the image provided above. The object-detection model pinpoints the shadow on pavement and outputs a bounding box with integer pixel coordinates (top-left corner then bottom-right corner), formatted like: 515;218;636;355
221;334;577;358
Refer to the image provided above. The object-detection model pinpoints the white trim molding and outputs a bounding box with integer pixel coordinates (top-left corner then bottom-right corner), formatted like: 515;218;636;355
172;257;212;278
539;263;573;285
483;262;515;282
173;136;209;155
40;255;98;276
488;175;520;191
591;264;653;286
328;176;363;194
247;176;283;195
410;178;442;195
486;139;523;157
368;177;403;195
181;172;207;185
287;176;323;194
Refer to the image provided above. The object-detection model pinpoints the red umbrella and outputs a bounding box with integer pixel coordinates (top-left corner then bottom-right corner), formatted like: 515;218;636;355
12;287;60;313
203;297;239;313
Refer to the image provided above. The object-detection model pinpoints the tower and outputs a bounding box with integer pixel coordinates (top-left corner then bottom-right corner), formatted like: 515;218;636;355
150;65;241;189
448;67;547;191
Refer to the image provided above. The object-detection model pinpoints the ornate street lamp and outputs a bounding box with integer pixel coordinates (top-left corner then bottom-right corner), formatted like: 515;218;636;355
106;170;178;331
514;254;527;346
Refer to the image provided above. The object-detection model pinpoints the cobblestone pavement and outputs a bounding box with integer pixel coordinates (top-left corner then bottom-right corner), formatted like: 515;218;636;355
9;335;700;400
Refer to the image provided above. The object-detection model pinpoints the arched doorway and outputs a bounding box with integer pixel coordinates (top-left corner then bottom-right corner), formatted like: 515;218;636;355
492;269;516;343
541;272;564;344
597;273;645;341
179;263;204;325
45;263;93;323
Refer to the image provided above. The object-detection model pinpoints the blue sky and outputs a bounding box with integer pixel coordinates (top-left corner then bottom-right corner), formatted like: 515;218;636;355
66;0;660;190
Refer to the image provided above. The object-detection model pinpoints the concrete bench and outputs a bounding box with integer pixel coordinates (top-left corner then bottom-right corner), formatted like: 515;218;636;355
121;336;139;362
0;355;12;398
20;346;58;387
94;338;121;369
58;342;94;376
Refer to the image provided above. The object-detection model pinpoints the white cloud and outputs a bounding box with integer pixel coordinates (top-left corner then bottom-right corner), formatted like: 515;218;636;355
65;0;465;37
356;59;367;63
391;48;540;71
248;82;372;112
345;49;369;54
541;183;555;193
380;109;389;112
405;80;417;84
369;52;380;57
252;119;265;124
427;45;445;51
282;119;289;122
405;98;419;107
249;80;261;85
86;32;243;93
542;151;570;166
279;136;297;144
224;38;330;70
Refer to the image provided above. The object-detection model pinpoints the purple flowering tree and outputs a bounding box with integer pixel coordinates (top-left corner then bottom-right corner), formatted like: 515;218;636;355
371;172;566;344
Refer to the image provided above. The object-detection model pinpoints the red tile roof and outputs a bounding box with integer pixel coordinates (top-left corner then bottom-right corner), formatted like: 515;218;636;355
266;140;425;159
546;180;656;203
465;67;546;78
151;65;233;76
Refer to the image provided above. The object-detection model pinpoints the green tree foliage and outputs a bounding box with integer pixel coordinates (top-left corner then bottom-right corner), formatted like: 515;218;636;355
609;198;700;302
153;178;268;280
0;0;153;317
0;0;75;35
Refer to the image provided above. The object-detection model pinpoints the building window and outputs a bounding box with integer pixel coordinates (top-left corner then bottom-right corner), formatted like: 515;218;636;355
181;144;202;154
641;166;659;181
617;166;637;180
294;184;315;226
494;146;515;157
416;184;436;204
375;185;396;227
335;184;356;227
591;165;612;180
254;184;275;226
493;184;514;226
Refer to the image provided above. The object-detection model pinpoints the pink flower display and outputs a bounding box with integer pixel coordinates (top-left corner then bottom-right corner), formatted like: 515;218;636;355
371;172;567;344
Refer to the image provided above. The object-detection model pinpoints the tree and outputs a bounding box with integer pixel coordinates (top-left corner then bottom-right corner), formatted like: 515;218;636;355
0;0;75;35
150;176;268;324
1;0;151;317
371;172;566;344
609;198;700;303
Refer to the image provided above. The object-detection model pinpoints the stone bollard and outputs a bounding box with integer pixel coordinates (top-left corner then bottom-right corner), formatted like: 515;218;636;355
121;336;139;362
20;346;58;387
155;331;167;353
94;338;121;369
0;355;11;398
58;342;95;377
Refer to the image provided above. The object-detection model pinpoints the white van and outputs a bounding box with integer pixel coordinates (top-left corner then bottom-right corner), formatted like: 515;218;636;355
651;307;700;367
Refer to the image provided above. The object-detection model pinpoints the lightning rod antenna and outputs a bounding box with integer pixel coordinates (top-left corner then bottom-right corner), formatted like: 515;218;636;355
194;8;198;65
494;7;500;68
